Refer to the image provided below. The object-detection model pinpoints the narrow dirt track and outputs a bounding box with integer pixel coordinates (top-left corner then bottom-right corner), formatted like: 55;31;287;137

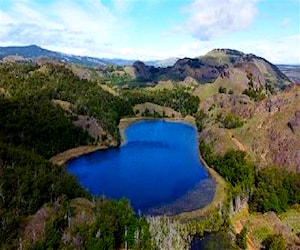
234;220;256;250
231;136;246;151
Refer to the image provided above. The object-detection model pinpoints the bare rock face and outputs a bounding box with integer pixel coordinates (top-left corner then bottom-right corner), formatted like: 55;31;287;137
236;61;266;89
167;58;223;83
260;87;300;171
133;61;151;81
200;85;300;172
73;116;105;140
69;65;92;80
132;49;291;91
2;55;28;63
201;94;255;119
288;111;300;133
72;115;117;146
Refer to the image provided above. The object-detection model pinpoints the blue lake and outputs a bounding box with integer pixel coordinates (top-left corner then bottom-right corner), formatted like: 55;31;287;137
67;120;215;215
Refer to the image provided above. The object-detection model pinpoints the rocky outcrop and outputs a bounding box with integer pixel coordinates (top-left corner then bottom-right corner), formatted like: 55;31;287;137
73;115;117;146
133;61;151;81
199;85;300;172
132;49;291;90
201;94;255;119
166;58;224;83
288;111;300;133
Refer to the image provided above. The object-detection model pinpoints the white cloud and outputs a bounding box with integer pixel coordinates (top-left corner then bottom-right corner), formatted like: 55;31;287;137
213;34;300;64
0;0;120;56
112;0;131;12
184;0;258;40
280;18;291;28
1;0;298;64
252;35;300;64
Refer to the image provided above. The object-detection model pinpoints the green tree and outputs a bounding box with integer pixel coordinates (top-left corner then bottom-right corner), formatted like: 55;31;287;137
235;227;247;249
262;234;287;250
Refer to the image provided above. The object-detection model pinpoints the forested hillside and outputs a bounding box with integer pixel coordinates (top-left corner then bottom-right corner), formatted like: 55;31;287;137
0;61;201;248
0;58;299;249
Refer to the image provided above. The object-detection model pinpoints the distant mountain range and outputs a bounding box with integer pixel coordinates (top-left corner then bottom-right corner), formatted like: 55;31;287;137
0;44;177;67
276;64;300;84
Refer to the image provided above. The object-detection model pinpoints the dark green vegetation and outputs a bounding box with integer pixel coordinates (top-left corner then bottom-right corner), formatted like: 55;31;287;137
0;115;151;248
216;112;244;129
242;74;276;101
122;88;199;116
199;143;254;189
235;227;247;249
0;143;89;245
195;110;207;132
250;167;300;213
0;63;133;141
200;142;300;214
0;62;200;248
29;199;152;250
0;54;298;248
0;97;91;158
0;63;199;143
262;234;287;250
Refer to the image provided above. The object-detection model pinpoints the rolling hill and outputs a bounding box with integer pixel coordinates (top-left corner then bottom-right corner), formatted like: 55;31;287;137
0;46;299;249
132;49;291;90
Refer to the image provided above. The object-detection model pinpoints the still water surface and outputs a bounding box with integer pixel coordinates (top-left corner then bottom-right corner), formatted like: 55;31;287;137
67;120;215;215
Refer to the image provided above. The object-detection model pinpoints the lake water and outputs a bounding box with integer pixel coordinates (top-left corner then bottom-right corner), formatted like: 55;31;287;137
67;120;215;215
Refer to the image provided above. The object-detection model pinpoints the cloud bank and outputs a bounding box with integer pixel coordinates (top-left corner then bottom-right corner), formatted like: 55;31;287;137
0;0;119;56
0;0;298;63
185;0;258;40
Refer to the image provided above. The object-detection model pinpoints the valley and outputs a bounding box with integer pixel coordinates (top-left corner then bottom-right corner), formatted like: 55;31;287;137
0;46;299;249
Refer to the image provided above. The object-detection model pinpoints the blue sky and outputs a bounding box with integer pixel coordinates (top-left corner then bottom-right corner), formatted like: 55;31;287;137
0;0;299;63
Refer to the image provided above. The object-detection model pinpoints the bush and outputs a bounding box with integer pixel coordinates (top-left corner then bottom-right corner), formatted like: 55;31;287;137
199;142;255;189
212;150;255;188
262;234;287;250
195;110;207;132
217;113;244;129
236;227;247;249
218;86;227;94
250;167;300;213
243;88;265;101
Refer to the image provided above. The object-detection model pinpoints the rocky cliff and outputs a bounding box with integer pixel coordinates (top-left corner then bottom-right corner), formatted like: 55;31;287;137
132;49;291;90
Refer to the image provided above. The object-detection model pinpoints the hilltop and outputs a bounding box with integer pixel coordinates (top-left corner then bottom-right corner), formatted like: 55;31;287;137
0;44;174;67
0;45;296;86
132;49;291;89
0;47;299;249
0;44;135;66
0;46;297;172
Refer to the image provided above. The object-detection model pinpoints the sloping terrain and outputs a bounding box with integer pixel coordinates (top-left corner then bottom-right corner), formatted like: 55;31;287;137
231;205;300;249
196;81;299;172
132;49;291;91
277;65;300;84
0;48;298;248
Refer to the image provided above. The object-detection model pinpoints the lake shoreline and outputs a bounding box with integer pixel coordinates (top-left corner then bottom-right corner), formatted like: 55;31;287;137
50;116;226;219
50;116;196;166
119;116;196;144
49;145;109;166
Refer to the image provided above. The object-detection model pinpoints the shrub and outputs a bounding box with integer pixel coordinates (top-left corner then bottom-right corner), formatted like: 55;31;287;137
218;86;227;94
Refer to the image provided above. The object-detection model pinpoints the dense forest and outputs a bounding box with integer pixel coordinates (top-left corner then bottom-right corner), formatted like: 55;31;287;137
199;141;300;214
0;62;200;248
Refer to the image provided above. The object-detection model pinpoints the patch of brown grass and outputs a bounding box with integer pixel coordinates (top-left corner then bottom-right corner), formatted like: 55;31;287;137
50;145;108;166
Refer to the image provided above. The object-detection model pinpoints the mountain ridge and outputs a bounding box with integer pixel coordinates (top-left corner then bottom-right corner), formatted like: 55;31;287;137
0;44;294;91
0;44;176;67
132;49;292;90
